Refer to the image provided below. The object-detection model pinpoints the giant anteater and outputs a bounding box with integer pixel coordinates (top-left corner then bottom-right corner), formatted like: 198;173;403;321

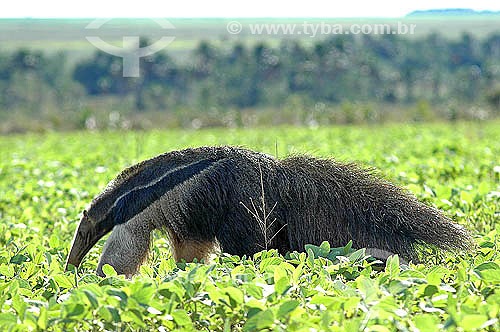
66;146;472;276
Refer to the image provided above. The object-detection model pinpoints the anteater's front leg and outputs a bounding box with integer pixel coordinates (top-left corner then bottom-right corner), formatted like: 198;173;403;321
166;228;219;263
96;217;152;277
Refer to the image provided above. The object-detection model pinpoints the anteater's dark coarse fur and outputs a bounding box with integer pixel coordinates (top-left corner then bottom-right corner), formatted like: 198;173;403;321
66;146;473;276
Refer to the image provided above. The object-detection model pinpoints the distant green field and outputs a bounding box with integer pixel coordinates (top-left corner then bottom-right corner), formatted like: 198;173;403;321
1;17;500;60
0;122;499;331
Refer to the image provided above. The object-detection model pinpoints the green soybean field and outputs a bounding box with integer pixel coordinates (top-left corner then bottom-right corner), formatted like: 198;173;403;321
0;121;499;331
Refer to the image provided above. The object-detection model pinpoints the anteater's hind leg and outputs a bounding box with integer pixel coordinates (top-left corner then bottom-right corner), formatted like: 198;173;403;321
166;229;219;263
96;217;152;277
215;219;264;258
365;248;409;266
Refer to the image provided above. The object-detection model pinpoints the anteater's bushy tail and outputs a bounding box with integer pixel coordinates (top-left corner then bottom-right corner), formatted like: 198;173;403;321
280;156;474;263
373;187;474;262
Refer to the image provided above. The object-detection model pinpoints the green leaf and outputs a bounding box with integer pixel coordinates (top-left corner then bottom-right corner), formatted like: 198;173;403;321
292;263;304;283
474;262;500;282
478;181;489;195
388;280;411;295
52;274;74;289
277;300;299;317
37;306;48;330
343;241;353;254
131;284;154;304
357;276;377;301
385;255;400;278
343;297;361;311
310;295;338;307
105;306;121;323
0;312;17;324
273;266;287;283
306;248;315;267
245;299;266;311
172;310;192;326
423;285;439;297
460;314;488;330
102;264;117;277
82;290;99;309
10;254;28;265
260;257;282;272
244;309;274;331
106;289;128;306
48;234;60;249
344;318;362;332
122;309;145;327
460;191;473;205
275;276;291;295
319;241;331;253
349;248;366;263
370;325;390;332
224;287;244;305
426;266;449;285
245;284;263;299
0;264;14;278
423;184;435;197
97;306;112;322
305;241;331;258
65;303;85;318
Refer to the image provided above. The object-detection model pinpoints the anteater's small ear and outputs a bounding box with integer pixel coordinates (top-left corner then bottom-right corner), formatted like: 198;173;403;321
83;209;88;218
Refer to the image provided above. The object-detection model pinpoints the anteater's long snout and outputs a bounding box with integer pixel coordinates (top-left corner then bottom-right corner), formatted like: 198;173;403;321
65;212;100;271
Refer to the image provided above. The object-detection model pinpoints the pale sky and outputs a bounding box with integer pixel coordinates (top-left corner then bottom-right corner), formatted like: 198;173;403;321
2;0;500;18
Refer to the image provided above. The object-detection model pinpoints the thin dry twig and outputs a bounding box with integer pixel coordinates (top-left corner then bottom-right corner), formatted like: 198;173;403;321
240;163;287;250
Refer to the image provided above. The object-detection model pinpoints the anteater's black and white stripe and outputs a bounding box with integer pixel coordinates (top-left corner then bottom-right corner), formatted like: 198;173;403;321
66;146;472;276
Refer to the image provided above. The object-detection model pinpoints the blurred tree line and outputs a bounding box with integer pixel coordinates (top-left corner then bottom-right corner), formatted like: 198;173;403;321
0;32;499;132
